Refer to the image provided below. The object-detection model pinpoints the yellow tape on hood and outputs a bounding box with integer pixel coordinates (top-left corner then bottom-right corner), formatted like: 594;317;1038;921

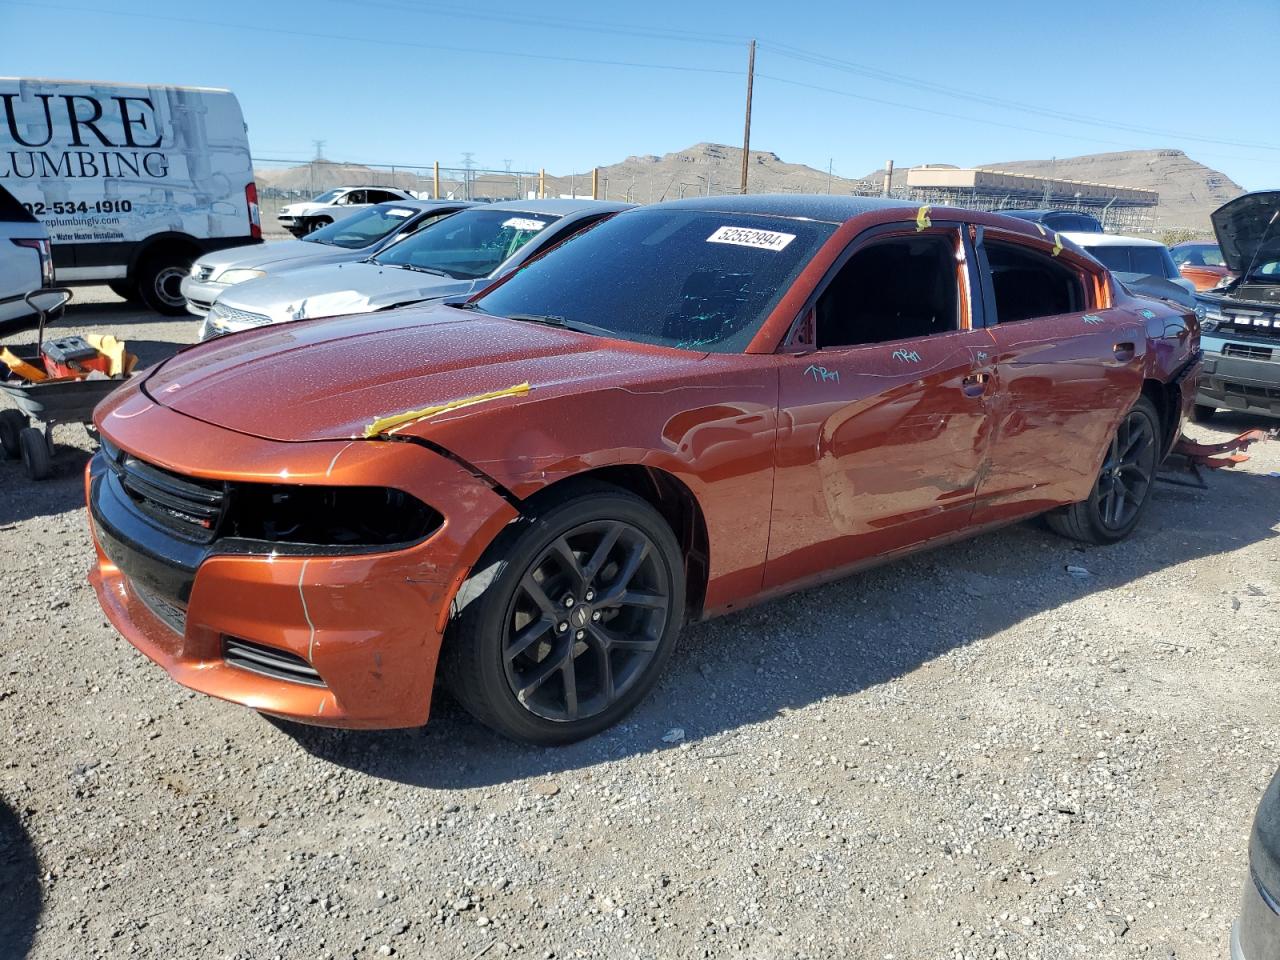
363;382;531;438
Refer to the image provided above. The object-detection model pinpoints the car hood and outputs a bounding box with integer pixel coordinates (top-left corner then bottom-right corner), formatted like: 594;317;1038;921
1211;191;1280;275
200;238;360;274
214;261;479;323
1115;272;1197;310
143;304;706;444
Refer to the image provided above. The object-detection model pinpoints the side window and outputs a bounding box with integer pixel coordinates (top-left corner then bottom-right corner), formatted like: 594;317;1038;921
370;190;398;203
341;190;365;205
815;234;959;349
984;240;1086;324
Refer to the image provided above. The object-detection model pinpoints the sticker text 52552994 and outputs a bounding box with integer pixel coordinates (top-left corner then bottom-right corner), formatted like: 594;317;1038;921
706;225;796;252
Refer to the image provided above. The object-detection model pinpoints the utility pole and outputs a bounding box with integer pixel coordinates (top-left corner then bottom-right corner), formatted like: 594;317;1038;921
312;139;326;161
739;39;756;195
826;158;833;195
461;152;476;200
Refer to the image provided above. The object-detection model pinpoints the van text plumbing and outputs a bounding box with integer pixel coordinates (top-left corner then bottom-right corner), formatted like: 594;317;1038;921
0;93;169;179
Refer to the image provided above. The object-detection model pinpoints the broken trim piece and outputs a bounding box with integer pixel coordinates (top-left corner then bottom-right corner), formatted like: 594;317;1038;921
363;382;532;439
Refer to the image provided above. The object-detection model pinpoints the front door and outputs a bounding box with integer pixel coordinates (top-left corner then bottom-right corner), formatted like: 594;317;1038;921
764;223;996;591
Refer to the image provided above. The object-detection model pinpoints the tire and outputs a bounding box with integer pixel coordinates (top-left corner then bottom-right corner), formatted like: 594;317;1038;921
0;409;28;460
136;252;194;315
1046;396;1161;545
304;216;332;235
18;426;52;480
1191;403;1217;423
441;485;686;745
107;279;141;303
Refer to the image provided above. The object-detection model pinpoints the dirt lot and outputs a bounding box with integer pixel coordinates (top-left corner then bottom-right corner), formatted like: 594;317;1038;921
2;288;1278;960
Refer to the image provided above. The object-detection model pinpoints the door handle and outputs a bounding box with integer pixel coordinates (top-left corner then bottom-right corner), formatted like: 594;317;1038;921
1113;342;1136;362
962;372;989;398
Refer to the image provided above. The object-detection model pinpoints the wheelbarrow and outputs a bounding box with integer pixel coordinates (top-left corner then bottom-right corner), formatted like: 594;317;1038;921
0;288;132;480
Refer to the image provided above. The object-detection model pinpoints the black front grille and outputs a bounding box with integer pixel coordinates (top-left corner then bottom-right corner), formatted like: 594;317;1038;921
102;441;226;542
1223;343;1274;361
224;638;325;687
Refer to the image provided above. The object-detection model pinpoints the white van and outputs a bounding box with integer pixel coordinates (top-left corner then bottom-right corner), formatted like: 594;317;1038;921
0;78;260;313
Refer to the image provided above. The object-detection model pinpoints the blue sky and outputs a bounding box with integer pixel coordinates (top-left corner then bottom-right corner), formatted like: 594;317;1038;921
3;0;1278;188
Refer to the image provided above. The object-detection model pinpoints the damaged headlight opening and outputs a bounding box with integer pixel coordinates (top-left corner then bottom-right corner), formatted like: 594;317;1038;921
224;484;442;549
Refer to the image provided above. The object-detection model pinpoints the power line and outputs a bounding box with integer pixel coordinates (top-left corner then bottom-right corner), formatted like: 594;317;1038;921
316;0;749;47
0;1;745;77
761;41;1280;154
754;73;1275;166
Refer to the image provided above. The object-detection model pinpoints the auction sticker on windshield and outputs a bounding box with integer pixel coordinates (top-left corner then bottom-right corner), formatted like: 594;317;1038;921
503;217;548;231
707;225;795;251
386;208;414;218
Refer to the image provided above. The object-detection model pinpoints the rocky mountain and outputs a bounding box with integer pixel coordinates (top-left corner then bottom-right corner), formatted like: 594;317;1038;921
254;144;1244;235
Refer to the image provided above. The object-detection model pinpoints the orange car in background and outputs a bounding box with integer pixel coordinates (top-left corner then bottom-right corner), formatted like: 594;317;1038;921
86;196;1203;744
1170;240;1232;290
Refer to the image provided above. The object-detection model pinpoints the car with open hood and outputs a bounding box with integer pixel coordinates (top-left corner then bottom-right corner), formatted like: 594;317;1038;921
86;196;1201;744
181;200;472;317
1193;191;1280;422
197;199;632;341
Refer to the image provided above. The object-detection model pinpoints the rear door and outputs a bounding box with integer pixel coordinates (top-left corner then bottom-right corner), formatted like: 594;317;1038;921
764;221;997;590
973;227;1145;521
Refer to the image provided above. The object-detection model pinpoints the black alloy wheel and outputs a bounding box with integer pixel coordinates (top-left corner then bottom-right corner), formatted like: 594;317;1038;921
1047;396;1161;544
1094;408;1158;531
504;519;669;722
443;486;685;745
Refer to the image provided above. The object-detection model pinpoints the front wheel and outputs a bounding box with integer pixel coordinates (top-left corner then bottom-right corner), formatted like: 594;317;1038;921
107;279;141;303
1047;396;1160;544
136;252;194;315
442;486;685;745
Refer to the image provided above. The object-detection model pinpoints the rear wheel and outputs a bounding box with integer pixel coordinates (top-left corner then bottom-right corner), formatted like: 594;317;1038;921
1047;396;1160;544
136;251;194;315
303;216;332;235
442;486;685;745
0;409;28;459
1191;403;1217;423
18;426;52;480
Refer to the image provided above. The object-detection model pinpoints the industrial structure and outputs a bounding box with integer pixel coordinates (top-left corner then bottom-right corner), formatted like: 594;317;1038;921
886;166;1160;233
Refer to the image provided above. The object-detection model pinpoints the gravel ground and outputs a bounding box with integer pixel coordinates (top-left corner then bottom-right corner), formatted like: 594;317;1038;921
2;287;1278;960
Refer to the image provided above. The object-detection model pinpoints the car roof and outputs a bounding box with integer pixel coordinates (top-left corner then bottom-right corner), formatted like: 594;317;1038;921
648;193;916;224
478;198;635;216
1061;232;1165;247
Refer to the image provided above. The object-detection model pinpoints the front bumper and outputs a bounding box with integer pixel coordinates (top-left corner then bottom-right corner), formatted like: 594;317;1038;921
179;276;225;317
86;392;517;728
1232;866;1280;960
1198;337;1280;419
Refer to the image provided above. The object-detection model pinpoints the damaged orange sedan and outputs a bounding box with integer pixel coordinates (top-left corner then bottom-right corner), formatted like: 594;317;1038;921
87;196;1202;744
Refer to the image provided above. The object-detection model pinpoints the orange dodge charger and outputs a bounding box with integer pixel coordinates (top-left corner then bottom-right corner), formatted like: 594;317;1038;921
87;196;1202;744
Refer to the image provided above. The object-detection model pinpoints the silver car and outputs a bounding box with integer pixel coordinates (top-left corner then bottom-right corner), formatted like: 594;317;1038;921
198;199;632;340
181;200;472;317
